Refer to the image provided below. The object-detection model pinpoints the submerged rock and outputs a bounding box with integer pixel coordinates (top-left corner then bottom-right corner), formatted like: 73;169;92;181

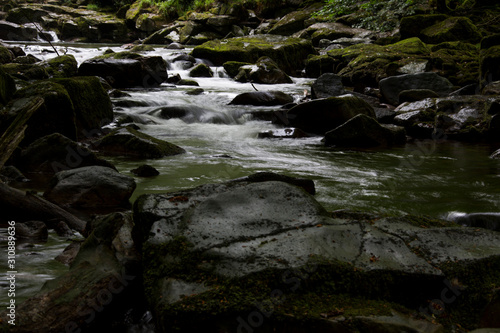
43;166;136;209
16;220;48;241
131;164;159;177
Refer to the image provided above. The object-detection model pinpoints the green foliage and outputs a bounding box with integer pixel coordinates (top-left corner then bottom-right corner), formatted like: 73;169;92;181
315;0;427;31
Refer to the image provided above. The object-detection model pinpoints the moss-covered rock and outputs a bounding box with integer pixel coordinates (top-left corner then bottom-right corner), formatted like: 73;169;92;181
8;81;77;144
430;41;479;87
481;45;500;83
78;51;168;88
51;76;113;139
268;5;320;36
284;95;376;135
40;54;78;78
399;14;449;40
304;54;335;78
326;37;430;89
95;126;185;159
0;45;13;64
235;56;293;84
191;34;317;75
188;63;213;78
1;63;49;81
0;20;37;41
295;22;368;47
420;16;482;44
18;132;115;175
0;66;16;107
222;61;252;78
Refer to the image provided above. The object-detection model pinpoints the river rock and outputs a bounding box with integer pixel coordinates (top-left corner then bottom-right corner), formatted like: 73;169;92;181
191;34;317;75
326;37;431;89
394;95;499;140
398;89;440;104
483;81;500;95
16;220;48;241
78;52;168;88
6;81;78;144
0;166;26;183
481;46;500;83
295;21;370;47
229;91;294;106
268;4;320;36
324;114;406;147
399;14;449;40
95;126;186;158
154;104;235;124
133;177;500;332
379;72;454;106
131;164;159;177
419;16;482;44
188;63;213;77
450;212;500;231
0;20;37;41
0;66;15;106
51;76;113;137
0;45;14;64
283;94;376;135
0;212;141;332
18;133;115;175
235;56;293;84
258;127;310;139
44;166;136;209
311;73;345;99
39;54;78;78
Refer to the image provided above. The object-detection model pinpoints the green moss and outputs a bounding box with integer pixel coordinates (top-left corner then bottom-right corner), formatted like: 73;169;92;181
421;16;483;44
304;54;335;78
43;55;78;78
130;44;156;52
222;61;252;78
0;45;13;64
93;51;144;60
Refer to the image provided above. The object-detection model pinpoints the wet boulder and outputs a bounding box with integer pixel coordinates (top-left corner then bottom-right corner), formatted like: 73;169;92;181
191;34;317;75
15;220;48;241
222;61;252;78
0;45;14;64
39;55;78;78
284;95;376;135
0;212;140;332
324;114;406;147
481;46;500;83
0;66;16;106
311;73;344;99
399;14;449;40
229;91;294;106
295;22;370;47
51;76;113;138
379;72;454;106
188;63;213;78
394;95;498;140
5;81;78;144
133;176;500;332
95;126;185;159
235;56;293;84
43;166;136;209
0;20;37;41
304;54;335;78
18;133;115;175
398;89;439;104
450;212;500;232
78;51;168;88
258;127;310;139
131;164;159;177
154;105;235;124
268;5;320;36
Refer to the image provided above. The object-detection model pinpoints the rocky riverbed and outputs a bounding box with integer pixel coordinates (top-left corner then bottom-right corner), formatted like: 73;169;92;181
1;0;500;332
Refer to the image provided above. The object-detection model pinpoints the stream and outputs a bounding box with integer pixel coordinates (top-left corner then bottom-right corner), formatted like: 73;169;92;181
1;41;500;311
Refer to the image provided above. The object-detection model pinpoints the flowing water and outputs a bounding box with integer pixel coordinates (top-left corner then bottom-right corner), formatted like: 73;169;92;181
1;42;500;313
